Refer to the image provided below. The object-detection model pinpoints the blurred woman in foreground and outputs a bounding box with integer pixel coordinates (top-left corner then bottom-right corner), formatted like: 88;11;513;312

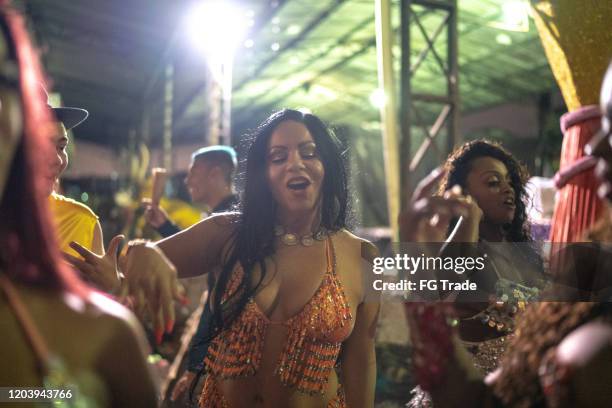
0;3;157;406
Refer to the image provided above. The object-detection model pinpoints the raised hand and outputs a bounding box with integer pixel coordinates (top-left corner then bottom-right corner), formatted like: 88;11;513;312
124;241;181;343
143;201;170;228
64;234;125;294
399;168;471;243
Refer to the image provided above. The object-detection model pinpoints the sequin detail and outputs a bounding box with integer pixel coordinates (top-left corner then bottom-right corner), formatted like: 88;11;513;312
203;237;352;403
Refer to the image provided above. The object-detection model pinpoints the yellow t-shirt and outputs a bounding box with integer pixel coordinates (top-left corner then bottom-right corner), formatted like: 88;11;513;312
49;193;99;257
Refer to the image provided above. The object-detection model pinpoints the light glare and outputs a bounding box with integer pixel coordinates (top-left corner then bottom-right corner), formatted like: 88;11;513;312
489;1;529;32
502;2;528;26
369;89;386;108
287;24;301;35
495;33;512;45
186;2;247;61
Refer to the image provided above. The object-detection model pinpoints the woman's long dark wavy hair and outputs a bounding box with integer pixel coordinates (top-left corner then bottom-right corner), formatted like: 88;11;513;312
208;109;350;340
438;139;532;242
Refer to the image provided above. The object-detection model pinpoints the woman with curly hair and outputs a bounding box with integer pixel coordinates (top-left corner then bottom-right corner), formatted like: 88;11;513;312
405;140;544;406
402;63;612;407
438;139;532;243
437;140;543;358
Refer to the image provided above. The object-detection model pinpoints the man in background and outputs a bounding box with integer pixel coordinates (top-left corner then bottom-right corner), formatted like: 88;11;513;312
144;145;239;404
144;145;238;236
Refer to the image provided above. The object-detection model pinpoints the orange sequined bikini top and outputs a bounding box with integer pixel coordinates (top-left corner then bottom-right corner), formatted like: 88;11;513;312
205;237;353;395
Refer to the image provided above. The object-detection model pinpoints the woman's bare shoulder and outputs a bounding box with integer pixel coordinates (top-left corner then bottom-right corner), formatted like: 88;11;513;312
83;292;158;405
334;229;379;261
552;321;612;407
53;291;149;348
332;230;380;307
557;321;612;367
86;292;143;332
4;286;149;368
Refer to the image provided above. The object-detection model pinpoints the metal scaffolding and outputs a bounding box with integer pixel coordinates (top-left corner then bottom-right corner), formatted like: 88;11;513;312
400;0;459;205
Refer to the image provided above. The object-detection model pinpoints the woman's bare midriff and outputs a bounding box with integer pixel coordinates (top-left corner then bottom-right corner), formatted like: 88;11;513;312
215;324;341;407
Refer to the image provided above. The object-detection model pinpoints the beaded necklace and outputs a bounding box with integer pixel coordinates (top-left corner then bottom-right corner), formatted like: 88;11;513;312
274;225;328;247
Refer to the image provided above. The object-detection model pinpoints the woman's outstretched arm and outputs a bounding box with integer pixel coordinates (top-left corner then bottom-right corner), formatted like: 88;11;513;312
156;212;236;279
124;213;235;336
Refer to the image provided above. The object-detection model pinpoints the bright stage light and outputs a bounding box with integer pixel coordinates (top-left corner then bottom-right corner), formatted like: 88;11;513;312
489;1;529;32
495;33;512;45
369;89;387;108
186;1;247;62
287;24;301;36
502;1;528;27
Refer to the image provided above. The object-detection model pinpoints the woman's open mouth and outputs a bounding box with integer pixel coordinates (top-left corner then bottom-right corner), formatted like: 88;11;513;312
286;177;311;191
503;196;515;209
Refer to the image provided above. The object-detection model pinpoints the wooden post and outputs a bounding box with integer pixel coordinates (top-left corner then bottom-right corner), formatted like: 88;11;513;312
163;63;174;171
375;0;401;240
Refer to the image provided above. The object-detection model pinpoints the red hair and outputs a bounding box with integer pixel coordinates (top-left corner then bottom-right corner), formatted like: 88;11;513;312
0;3;89;298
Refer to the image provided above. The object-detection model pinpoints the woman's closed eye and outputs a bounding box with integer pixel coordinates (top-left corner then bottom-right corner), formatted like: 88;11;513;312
299;144;318;159
269;150;287;163
268;145;318;163
486;176;514;192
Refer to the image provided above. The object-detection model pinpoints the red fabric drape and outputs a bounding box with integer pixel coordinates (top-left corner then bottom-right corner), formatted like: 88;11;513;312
549;106;604;242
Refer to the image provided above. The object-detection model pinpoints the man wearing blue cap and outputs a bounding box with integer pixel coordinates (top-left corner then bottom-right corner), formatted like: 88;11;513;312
145;145;238;237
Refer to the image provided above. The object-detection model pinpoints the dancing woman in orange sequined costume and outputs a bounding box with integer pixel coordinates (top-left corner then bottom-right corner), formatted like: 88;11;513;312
125;109;380;407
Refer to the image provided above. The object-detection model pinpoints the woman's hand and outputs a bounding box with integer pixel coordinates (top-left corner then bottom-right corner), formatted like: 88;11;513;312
399;168;470;243
124;241;181;343
64;234;125;294
465;194;483;222
442;189;482;243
